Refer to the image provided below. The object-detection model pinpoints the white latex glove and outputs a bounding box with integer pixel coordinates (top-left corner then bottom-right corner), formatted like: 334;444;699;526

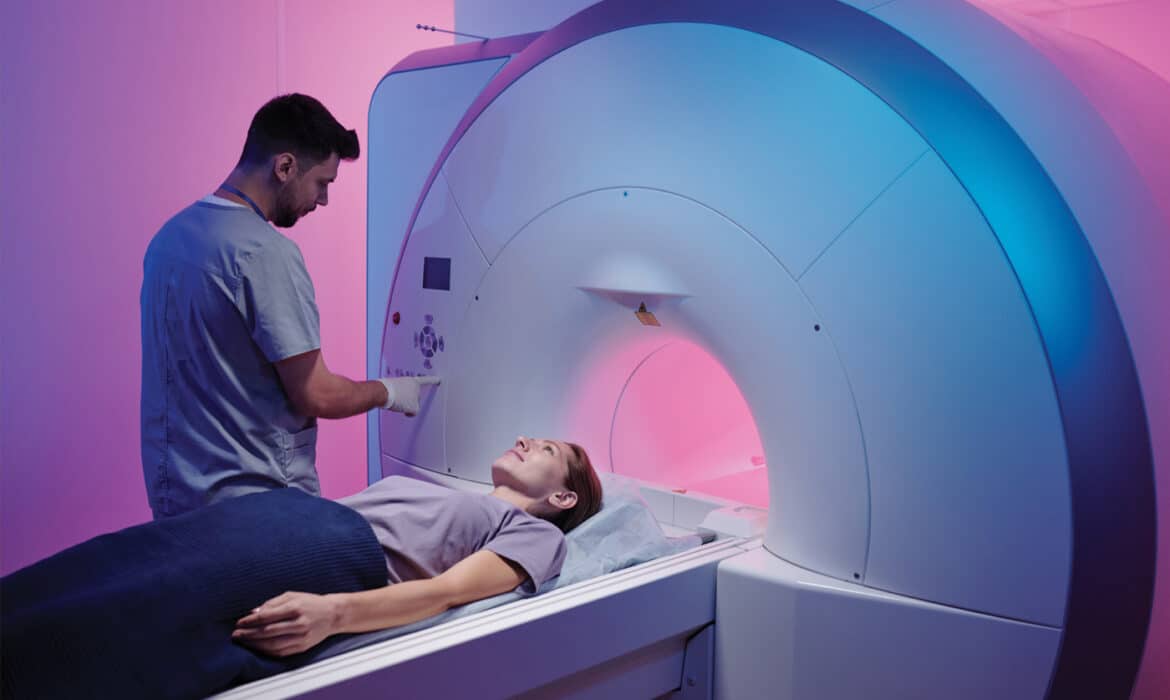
377;376;440;416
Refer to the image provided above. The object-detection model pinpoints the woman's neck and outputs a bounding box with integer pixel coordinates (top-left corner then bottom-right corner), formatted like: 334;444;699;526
489;485;536;513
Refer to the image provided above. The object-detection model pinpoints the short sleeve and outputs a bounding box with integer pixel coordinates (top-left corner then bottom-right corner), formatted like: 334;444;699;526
483;514;567;595
240;239;321;362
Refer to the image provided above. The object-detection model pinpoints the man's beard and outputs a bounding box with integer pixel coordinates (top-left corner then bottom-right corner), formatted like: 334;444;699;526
271;186;301;228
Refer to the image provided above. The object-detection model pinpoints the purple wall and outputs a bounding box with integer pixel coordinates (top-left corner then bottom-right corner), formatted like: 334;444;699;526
0;0;453;575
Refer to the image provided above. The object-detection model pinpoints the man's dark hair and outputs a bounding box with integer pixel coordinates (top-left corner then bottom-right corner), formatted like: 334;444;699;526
237;93;360;169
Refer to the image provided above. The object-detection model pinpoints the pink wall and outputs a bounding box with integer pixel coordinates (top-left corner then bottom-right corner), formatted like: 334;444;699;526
970;0;1170;225
0;0;452;575
973;0;1170;82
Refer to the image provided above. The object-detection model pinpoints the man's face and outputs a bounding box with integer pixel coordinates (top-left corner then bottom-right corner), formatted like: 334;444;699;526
272;153;339;228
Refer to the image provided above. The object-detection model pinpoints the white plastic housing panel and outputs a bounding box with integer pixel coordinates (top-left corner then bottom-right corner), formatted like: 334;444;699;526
802;152;1070;625
367;57;508;483
870;1;1170;682
379;173;488;474
441;22;927;275
715;546;1061;700
443;188;870;581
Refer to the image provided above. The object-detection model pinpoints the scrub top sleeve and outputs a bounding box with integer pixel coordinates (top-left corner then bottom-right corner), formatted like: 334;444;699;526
241;239;322;362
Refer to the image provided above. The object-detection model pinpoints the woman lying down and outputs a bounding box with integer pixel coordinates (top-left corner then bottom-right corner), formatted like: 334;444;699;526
1;436;602;700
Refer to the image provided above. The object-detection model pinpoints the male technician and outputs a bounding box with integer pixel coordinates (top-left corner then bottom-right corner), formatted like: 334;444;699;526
140;94;435;519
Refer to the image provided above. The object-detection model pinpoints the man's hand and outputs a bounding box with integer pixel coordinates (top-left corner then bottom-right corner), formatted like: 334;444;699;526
232;591;340;657
378;375;440;416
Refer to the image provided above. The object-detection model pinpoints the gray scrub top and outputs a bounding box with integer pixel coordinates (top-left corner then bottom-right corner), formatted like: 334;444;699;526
140;198;321;518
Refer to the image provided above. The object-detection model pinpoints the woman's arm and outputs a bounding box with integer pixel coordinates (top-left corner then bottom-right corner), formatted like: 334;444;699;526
232;550;526;657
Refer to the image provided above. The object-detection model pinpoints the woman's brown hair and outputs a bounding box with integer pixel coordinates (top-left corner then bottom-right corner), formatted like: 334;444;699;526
554;442;603;533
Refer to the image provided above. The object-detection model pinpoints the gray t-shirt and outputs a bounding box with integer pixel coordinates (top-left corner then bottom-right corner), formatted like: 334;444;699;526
140;199;321;518
338;477;567;593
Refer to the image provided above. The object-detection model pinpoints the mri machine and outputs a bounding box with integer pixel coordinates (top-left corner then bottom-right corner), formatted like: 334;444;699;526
222;0;1169;697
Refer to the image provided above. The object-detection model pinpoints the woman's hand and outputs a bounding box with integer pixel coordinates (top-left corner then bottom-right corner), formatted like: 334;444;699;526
232;591;341;657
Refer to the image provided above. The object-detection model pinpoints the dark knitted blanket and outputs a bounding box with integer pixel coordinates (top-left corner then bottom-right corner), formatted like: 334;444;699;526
1;488;387;699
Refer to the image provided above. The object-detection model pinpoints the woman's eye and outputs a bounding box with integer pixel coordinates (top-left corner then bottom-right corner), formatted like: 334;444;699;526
544;446;554;454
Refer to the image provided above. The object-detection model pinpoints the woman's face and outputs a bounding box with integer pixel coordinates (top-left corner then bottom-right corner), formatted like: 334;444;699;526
491;436;572;498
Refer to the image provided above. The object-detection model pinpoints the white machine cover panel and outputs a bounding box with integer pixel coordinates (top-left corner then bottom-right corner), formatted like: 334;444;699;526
441;22;927;275
802;152;1070;626
369;56;511;481
380;173;488;474
443;188;871;582
716;546;1061;700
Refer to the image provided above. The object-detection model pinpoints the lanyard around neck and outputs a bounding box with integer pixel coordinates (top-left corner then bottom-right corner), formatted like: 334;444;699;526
219;184;267;221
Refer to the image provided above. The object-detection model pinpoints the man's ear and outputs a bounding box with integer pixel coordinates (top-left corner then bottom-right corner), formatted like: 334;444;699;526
548;490;578;511
272;153;297;183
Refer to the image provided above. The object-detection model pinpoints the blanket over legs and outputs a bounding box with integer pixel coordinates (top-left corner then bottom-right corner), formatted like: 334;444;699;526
1;489;387;699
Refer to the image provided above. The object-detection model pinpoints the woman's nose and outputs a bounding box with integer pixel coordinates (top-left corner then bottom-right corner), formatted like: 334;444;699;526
516;436;528;451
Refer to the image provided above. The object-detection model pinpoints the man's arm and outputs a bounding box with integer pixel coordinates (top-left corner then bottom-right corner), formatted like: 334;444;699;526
232;550;526;657
275;349;387;419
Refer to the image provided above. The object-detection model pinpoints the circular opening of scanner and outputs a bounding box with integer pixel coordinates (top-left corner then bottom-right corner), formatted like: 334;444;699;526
610;340;767;508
